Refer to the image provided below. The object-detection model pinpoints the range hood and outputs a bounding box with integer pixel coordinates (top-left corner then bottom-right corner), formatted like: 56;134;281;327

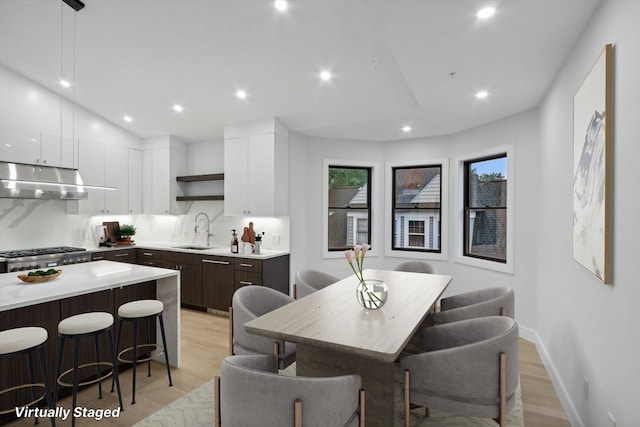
0;162;108;200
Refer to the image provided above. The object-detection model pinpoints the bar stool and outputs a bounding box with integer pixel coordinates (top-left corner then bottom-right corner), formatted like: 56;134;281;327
54;312;123;427
112;299;172;404
0;327;55;426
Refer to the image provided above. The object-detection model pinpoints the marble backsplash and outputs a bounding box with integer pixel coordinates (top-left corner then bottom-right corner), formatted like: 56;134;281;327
0;198;289;252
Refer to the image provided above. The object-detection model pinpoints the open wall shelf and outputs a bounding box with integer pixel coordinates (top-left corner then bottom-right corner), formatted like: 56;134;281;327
176;173;224;182
176;173;224;201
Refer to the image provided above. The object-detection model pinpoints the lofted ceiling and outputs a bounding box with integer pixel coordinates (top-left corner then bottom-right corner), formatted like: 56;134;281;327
0;0;601;143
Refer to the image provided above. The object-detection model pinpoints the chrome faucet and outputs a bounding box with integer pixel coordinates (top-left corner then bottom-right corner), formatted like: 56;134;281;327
194;212;213;246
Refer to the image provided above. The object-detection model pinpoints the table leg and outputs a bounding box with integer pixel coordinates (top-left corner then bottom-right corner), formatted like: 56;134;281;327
297;344;395;427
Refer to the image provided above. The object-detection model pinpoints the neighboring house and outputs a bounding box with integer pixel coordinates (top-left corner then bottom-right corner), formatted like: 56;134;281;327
328;185;366;249
393;173;441;250
467;176;507;259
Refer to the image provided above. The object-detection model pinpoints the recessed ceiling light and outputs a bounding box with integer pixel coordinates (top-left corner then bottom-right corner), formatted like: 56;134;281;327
59;79;71;88
319;71;332;81
476;90;489;99
123;115;133;123
402;126;412;133
477;7;495;19
173;104;183;112
236;90;247;99
274;0;288;11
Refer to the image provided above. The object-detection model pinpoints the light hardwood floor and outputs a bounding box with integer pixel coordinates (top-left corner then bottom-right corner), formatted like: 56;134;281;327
8;308;571;426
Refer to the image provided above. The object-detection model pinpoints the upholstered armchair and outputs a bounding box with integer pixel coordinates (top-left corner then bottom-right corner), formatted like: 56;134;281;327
293;269;340;299
230;285;296;371
215;355;364;427
394;261;435;274
400;316;519;427
430;287;514;325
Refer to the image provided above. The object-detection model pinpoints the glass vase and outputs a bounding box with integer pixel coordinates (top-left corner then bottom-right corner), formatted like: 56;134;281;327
355;279;388;310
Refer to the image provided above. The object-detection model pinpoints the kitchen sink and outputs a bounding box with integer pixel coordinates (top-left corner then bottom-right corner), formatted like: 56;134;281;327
172;245;218;250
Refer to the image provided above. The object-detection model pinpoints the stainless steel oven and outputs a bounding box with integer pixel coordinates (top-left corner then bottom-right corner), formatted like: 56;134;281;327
0;246;91;272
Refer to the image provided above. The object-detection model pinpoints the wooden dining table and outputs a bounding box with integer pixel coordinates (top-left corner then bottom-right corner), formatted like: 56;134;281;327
245;268;452;427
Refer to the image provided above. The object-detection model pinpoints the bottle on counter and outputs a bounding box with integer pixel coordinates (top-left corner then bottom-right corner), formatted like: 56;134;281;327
231;229;239;254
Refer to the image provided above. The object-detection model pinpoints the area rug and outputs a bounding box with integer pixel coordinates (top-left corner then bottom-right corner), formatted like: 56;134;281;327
134;365;523;427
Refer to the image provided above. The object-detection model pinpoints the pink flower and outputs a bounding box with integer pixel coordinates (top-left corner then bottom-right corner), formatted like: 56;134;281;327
360;243;369;258
345;243;370;283
344;250;353;265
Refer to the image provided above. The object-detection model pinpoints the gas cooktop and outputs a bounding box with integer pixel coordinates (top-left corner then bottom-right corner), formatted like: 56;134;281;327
0;246;91;272
0;246;87;259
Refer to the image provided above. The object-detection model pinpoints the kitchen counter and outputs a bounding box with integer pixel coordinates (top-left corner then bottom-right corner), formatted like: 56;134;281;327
0;260;181;366
86;241;289;260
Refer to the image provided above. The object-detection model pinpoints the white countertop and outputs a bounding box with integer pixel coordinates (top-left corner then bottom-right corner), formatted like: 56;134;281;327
0;260;179;312
87;241;289;260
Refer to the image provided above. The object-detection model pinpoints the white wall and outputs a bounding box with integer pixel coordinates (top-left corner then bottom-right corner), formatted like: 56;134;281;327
536;1;640;426
0;63;142;250
288;132;385;286
289;109;540;336
0;63;142;150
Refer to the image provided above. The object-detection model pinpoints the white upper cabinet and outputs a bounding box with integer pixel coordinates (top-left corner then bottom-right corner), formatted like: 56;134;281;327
0;126;41;164
128;148;143;214
104;145;129;214
142;136;187;215
0;125;76;168
224;118;289;216
75;138;106;214
71;141;142;215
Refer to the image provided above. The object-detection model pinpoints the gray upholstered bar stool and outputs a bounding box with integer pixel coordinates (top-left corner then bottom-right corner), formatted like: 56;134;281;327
54;312;123;427
0;327;55;426
112;299;172;404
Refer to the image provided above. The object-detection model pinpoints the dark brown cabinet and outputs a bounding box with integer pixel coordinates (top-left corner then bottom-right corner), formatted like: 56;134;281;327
235;256;290;295
93;247;289;310
92;248;137;264
0;282;156;424
137;249;203;307
172;252;202;307
0;300;59;422
202;256;235;311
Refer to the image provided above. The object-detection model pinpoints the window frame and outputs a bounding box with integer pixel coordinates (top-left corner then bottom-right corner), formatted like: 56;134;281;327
455;146;514;274
323;159;379;259
385;159;449;260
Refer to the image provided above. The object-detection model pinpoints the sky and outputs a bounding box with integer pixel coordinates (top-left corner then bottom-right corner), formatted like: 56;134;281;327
472;157;507;178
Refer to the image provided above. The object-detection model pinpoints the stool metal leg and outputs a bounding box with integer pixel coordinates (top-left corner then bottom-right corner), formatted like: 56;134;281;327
111;318;124;393
145;317;152;377
94;334;103;399
71;337;80;427
37;346;56;427
26;350;39;425
131;318;138;404
53;337;65;416
158;314;173;386
106;329;124;411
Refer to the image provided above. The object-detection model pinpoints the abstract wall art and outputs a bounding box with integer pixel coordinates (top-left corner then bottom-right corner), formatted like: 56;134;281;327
572;44;613;284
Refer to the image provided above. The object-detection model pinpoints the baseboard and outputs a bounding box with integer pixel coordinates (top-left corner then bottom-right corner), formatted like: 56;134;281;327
519;325;584;427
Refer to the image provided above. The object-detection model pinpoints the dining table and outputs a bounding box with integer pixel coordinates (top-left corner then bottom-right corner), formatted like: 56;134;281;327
244;268;453;427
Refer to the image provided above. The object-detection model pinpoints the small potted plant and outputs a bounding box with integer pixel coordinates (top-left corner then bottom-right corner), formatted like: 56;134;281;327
117;224;136;243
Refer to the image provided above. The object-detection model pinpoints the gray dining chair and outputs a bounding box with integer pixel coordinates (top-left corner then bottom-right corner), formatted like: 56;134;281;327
395;261;435;274
293;269;340;299
430;286;514;325
229;286;296;371
215;354;365;427
400;316;519;427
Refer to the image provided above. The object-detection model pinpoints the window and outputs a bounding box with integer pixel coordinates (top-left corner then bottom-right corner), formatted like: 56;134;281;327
327;166;371;251
463;154;507;263
392;165;441;252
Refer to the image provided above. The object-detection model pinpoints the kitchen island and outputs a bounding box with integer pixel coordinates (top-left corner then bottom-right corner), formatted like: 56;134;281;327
0;260;181;367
